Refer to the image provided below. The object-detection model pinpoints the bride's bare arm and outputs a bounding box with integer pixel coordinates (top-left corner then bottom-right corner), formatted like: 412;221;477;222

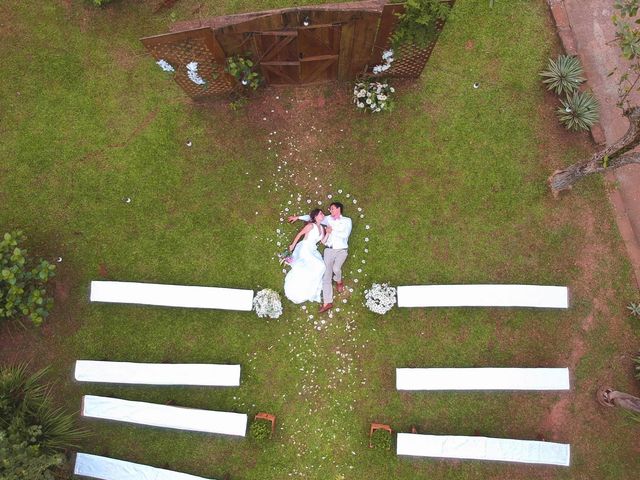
321;226;331;244
289;224;312;252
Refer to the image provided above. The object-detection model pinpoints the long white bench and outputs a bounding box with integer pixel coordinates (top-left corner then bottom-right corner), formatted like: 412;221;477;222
90;281;254;311
82;395;247;437
396;368;570;391
396;285;569;309
74;360;241;387
74;453;214;480
397;433;570;466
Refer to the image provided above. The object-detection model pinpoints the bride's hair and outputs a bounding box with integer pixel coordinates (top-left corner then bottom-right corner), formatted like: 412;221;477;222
309;208;323;223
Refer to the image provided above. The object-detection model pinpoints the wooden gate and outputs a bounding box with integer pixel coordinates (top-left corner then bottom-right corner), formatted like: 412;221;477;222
141;1;454;98
255;25;341;85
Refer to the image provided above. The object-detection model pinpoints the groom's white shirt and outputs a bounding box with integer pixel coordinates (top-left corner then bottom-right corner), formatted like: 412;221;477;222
298;214;352;249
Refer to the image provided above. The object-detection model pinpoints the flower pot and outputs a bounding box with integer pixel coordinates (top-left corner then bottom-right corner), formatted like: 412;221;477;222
369;422;392;449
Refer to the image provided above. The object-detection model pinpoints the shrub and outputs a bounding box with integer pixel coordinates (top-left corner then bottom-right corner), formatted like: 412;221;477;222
540;55;585;96
249;419;272;440
370;428;392;450
1;231;56;326
0;364;87;479
556;91;600;131
391;0;451;49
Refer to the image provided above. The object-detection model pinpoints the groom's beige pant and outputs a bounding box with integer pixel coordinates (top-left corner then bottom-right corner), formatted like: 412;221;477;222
323;248;348;304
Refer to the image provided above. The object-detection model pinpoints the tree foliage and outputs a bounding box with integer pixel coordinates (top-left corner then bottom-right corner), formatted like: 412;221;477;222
0;231;55;326
391;0;451;49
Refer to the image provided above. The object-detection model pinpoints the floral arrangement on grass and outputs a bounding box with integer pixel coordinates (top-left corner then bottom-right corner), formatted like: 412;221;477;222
253;288;283;319
364;283;397;314
353;82;394;113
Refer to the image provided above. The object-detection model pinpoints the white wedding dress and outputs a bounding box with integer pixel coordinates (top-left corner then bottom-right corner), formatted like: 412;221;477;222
284;224;326;304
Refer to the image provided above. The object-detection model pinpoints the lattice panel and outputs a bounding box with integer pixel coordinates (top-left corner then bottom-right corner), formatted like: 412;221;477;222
146;37;234;98
385;42;434;78
368;12;448;79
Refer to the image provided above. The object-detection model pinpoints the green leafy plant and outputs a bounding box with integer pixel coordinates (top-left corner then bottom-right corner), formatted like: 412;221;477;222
370;428;392;450
1;365;87;451
249;419;272;440
229;97;249;112
540;55;586;96
391;0;452;50
627;301;640;317
226;55;262;90
89;0;114;6
0;364;87;479
556;91;600;131
1;231;56;326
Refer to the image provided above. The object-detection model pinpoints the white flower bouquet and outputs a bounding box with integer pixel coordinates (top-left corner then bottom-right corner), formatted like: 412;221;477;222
372;49;394;74
364;283;397;315
156;59;175;72
353;81;395;113
253;288;283;319
186;61;206;85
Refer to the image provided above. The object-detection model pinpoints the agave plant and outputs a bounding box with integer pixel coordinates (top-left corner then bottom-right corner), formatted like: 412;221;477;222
556;91;600;131
540;55;585;95
628;301;640;317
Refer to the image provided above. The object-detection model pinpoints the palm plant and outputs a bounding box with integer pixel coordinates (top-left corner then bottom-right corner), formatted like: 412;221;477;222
1;364;87;450
557;91;600;131
540;55;585;95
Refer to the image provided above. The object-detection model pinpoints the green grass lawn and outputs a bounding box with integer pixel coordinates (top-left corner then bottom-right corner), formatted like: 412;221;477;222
1;0;639;479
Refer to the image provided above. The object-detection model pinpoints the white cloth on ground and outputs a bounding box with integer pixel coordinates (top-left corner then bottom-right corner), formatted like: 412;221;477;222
74;453;214;480
74;360;241;386
82;395;247;437
90;281;254;311
397;433;570;466
396;284;569;308
396;368;570;390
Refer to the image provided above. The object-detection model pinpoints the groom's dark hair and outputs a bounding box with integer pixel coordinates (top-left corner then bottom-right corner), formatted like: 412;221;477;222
330;202;344;214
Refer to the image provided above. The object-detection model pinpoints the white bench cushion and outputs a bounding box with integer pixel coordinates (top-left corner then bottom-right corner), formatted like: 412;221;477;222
74;453;213;480
397;433;570;466
82;395;247;437
75;361;241;387
396;368;570;391
396;285;568;308
90;281;254;311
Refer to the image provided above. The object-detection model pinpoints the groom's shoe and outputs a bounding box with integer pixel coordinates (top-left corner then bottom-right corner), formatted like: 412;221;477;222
336;281;345;293
319;303;333;314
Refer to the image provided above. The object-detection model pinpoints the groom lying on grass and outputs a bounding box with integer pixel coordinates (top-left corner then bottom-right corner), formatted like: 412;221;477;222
289;202;353;313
